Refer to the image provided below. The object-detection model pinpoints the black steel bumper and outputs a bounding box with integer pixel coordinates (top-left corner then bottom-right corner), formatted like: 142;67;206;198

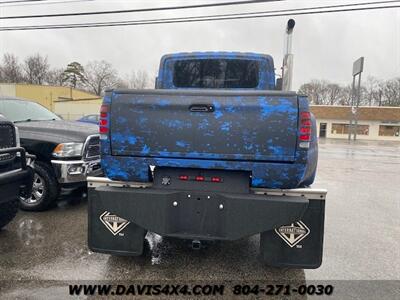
89;185;309;241
0;147;34;205
88;177;326;268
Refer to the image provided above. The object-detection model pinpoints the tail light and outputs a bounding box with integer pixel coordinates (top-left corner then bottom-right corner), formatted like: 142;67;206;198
299;111;311;146
99;104;109;136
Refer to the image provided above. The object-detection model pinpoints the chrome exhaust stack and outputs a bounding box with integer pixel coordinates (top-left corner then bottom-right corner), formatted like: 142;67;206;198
282;19;296;91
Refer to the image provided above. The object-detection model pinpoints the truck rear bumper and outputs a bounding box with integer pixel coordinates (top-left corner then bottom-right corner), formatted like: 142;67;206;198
89;185;309;241
87;177;326;268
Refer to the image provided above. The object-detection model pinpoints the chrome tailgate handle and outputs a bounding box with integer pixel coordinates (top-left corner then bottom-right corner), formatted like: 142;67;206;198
189;104;214;112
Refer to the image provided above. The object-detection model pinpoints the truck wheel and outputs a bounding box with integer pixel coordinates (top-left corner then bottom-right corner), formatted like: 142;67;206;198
0;199;19;229
19;161;59;211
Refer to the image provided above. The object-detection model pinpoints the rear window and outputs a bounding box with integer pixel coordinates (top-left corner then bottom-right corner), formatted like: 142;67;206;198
173;59;259;88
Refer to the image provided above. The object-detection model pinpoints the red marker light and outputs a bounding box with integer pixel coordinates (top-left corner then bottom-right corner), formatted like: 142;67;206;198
211;177;221;183
195;176;205;181
179;175;189;181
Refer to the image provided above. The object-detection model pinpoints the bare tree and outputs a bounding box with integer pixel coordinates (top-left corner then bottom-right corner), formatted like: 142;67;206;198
337;85;353;105
46;68;65;86
326;83;342;105
382;78;400;107
128;70;150;89
0;53;23;83
23;54;49;84
114;78;129;89
299;80;334;105
115;70;155;90
83;60;119;96
299;80;323;104
298;79;392;107
363;76;383;106
62;62;85;88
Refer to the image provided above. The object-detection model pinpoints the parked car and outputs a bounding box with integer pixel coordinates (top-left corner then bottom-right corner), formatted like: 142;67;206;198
0;115;34;228
0;97;102;211
77;114;100;125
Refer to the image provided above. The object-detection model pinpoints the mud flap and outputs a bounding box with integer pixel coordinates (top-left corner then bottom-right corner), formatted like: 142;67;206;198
260;198;325;269
88;187;147;256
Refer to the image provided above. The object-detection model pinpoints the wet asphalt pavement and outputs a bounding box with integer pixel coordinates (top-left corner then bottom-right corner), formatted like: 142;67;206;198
0;139;399;299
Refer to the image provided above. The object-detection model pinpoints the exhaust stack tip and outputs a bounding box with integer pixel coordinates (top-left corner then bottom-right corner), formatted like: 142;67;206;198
287;19;295;33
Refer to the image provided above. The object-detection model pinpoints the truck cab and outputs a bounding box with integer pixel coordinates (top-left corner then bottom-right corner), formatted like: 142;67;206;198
156;52;276;90
88;51;326;269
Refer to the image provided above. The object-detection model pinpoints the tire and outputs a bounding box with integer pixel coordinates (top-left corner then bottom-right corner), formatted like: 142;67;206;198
0;199;19;229
19;161;60;211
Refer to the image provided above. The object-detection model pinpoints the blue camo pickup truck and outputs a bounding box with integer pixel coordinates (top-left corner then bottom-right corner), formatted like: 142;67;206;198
88;52;327;269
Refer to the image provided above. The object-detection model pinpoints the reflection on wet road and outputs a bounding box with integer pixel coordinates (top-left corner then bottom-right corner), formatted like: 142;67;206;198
0;139;399;298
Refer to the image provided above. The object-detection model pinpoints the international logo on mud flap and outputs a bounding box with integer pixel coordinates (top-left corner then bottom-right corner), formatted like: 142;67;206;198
100;211;130;236
275;221;310;248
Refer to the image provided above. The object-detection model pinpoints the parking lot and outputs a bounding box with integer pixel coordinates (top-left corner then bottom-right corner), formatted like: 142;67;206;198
0;139;399;298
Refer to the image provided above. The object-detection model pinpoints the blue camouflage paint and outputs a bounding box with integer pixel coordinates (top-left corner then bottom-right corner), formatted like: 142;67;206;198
100;90;316;188
108;91;299;163
176;140;189;148
101;153;309;189
100;52;318;189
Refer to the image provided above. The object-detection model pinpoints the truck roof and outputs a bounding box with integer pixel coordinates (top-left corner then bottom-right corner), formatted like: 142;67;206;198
160;51;273;62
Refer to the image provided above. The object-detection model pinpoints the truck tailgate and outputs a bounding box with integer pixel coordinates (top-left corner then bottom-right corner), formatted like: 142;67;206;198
110;90;298;162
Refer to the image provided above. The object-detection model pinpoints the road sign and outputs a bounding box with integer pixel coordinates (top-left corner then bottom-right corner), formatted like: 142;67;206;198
352;57;364;76
349;57;364;141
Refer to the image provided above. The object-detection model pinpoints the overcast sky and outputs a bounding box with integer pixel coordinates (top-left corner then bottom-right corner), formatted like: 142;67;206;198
0;0;399;89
